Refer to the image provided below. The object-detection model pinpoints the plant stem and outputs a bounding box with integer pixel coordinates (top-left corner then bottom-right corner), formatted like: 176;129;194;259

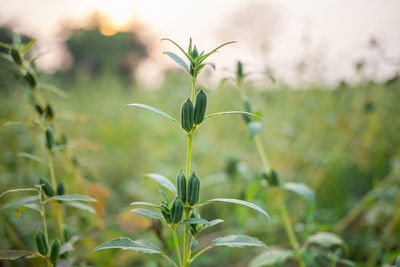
48;150;64;240
161;254;179;267
171;226;182;266
254;135;271;173
183;133;193;266
191;78;196;102
276;189;305;267
189;245;213;264
39;192;50;246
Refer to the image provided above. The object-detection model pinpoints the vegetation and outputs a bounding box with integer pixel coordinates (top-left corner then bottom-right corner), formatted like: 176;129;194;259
0;30;399;266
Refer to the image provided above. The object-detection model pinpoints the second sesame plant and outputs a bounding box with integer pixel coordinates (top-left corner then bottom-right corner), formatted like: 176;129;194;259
93;38;271;266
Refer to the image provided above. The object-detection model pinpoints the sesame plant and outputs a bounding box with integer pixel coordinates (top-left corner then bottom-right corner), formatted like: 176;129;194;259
0;33;97;266
221;61;354;267
93;39;271;266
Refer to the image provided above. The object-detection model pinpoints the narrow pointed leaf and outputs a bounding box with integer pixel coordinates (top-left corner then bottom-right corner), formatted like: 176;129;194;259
132;209;163;220
0;188;36;199
122;104;180;128
130;201;162;209
4;195;40;209
198;219;224;233
182;218;210;225
198;41;237;64
212;235;267;248
22;39;37;53
18;152;45;163
0;250;34;260
161;38;190;60
66;201;96;214
143;174;177;194
205;111;262;122
200;198;269;220
283;182;315;205
163;51;189;72
93;237;162;254
306;232;344;248
50;194;97;202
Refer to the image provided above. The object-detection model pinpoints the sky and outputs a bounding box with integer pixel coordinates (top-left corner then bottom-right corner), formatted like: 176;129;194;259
0;0;399;87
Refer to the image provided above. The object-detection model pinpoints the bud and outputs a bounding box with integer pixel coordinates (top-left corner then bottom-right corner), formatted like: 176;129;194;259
50;239;61;265
35;229;48;256
39;178;54;197
170;198;183;224
45;127;55;150
57;182;65;195
10;48;22;65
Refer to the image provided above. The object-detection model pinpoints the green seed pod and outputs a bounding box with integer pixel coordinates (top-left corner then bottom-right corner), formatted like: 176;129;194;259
57;182;65;195
176;170;186;202
170;198;183;224
45;127;55;150
187;172;200;206
237;61;243;78
63;226;72;242
35;104;44;115
35;229;48;256
39;178;54;197
45;104;54;121
262;169;280;186
181;99;194;132
194;90;207;125
24;71;37;88
161;202;171;223
50;239;61;265
10;48;23;65
242;99;252;124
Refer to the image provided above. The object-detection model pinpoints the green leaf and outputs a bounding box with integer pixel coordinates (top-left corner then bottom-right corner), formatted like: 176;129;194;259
197;41;237;64
143;174;177;195
283;182;315;205
248;121;262;140
40;83;70;98
0;42;12;49
12;33;21;46
93;237;162;254
306;232;344;248
163;51;189;72
211;234;267;248
200;198;269;220
130;201;162;209
122;103;180;128
0;188;37;199
182;218;210;226
0;250;34;260
249;249;293;267
132;209;163;220
161;38;190;61
17;152;45;163
205;111;262;123
198;219;224;233
22;39;37;53
3;195;40;209
50;194;97;202
66;201;96;214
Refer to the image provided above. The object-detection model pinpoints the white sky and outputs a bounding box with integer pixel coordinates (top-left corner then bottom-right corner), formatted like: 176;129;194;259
0;0;399;86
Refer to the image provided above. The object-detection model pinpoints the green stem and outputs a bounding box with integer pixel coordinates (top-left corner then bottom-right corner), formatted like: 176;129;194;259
183;133;193;266
161;254;179;267
277;189;305;267
254;135;271;173
39;191;49;247
48;150;64;240
191;78;196;102
171;226;182;267
189;245;213;264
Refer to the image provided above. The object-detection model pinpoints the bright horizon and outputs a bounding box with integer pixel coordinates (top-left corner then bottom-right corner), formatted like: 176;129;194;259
0;0;399;87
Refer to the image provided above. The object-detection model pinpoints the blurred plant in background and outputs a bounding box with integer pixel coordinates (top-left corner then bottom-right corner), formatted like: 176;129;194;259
0;26;399;266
